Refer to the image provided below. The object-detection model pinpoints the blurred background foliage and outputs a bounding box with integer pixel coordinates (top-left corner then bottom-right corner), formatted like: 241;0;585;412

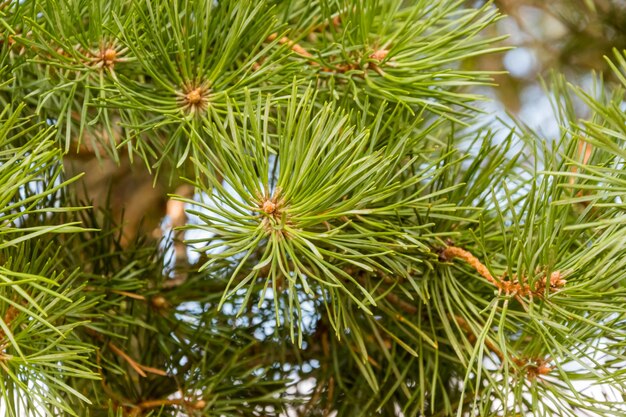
476;0;626;118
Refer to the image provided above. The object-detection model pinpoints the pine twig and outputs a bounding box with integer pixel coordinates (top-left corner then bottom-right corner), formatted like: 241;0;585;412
0;305;19;353
107;342;168;377
350;268;418;314
440;246;566;298
453;315;553;380
86;329;168;378
267;33;314;59
163;184;195;289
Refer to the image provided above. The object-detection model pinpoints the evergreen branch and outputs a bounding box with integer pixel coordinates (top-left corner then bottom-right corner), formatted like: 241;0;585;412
177;88;462;338
271;0;507;120
4;1;626;415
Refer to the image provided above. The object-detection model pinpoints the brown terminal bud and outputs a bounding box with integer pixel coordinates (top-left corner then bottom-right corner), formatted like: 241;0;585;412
186;88;203;105
262;200;276;214
193;400;206;409
177;83;211;115
151;295;167;309
370;49;389;61
103;48;116;63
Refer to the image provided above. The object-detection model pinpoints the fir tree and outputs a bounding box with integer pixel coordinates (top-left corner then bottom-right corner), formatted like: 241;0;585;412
1;0;626;416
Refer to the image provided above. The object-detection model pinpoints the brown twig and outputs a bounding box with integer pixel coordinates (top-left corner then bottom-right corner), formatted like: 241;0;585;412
440;246;566;299
0;305;19;354
570;140;594;207
107;341;167;377
267;33;314;59
303;382;324;414
107;342;148;377
114;343;166;377
381;291;418;315
0;305;18;340
454;315;504;362
110;290;146;300
310;14;342;34
131;397;205;414
440;246;496;285
349;267;418;315
96;350;131;407
265;32;390;77
162;184;195;289
136;398;184;409
324;376;335;417
453;315;553;380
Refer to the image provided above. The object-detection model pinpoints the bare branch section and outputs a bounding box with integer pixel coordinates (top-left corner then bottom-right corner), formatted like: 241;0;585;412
267;33;313;59
440;246;566;298
440;246;496;285
454;315;553;380
265;27;390;76
0;305;18;353
162;184;195;289
349;267;418;314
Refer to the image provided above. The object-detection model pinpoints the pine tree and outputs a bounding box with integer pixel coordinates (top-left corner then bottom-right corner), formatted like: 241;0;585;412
1;0;626;416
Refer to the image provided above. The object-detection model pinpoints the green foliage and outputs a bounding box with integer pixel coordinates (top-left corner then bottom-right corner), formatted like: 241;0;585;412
178;87;459;342
272;0;506;119
54;208;291;416
0;106;96;415
1;0;626;416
